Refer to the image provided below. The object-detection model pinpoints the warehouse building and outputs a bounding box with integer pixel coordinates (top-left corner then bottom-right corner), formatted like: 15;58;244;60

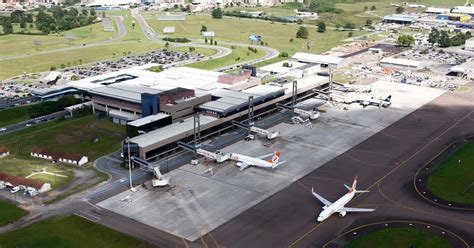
380;57;422;70
291;53;346;68
383;14;418;25
437;13;471;22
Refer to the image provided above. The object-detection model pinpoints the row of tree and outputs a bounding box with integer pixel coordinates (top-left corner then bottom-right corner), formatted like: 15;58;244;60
35;6;97;34
428;28;472;48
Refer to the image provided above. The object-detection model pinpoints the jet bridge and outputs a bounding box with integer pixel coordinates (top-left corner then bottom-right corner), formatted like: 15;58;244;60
277;103;321;120
231;120;279;140
177;141;230;163
130;156;170;187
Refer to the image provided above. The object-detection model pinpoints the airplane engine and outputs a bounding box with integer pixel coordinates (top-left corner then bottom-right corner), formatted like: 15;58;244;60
338;211;347;217
322;206;328;210
236;162;243;166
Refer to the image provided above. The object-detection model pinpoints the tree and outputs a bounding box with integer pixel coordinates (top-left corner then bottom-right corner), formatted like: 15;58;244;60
2;19;13;34
348;32;353;37
90;9;96;17
395;6;404;14
214;40;217;45
317;21;326;33
370;5;376;11
20;19;26;29
200;25;207;33
438;31;450;48
296;26;309;39
10;10;24;23
212;8;223;19
428;28;440;46
364;6;368;11
396;34;415;47
365;19;372;26
335;23;342;30
344;22;356;30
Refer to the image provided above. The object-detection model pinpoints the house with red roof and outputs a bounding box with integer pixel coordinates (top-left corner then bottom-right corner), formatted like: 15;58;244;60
30;147;88;166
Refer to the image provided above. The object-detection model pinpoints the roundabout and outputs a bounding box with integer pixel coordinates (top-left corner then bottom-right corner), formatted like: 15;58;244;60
414;136;474;210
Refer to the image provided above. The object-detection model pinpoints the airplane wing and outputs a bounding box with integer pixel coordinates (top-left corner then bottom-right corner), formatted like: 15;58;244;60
340;207;375;212
238;162;251;171
311;190;332;206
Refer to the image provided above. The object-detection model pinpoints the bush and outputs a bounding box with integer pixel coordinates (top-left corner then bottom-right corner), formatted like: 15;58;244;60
162;37;191;43
212;8;223;19
280;52;289;57
149;65;163;73
296;26;309;39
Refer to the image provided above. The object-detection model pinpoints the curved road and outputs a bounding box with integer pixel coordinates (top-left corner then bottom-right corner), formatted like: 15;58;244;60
0;15;127;61
131;9;279;71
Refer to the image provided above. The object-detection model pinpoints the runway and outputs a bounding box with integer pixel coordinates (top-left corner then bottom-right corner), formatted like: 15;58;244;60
205;84;474;247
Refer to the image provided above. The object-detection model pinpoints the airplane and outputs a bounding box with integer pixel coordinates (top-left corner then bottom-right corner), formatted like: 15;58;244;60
311;176;375;222
229;151;283;171
405;2;426;8
390;2;400;7
356;95;392;108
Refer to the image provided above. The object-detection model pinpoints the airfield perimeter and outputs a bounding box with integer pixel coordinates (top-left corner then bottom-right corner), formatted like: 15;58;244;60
91;81;474;247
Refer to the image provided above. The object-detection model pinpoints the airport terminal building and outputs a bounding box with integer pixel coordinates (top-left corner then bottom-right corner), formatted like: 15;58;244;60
43;63;329;161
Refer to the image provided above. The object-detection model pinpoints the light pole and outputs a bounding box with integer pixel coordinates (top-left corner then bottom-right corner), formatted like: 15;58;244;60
126;137;135;191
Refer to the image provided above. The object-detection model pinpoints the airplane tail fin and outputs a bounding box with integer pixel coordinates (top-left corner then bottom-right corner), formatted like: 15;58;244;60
385;95;392;102
345;176;370;193
351;175;358;190
268;151;281;167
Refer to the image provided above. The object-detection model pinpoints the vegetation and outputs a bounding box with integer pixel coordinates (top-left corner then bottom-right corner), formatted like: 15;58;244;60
0;200;27;227
345;227;451;248
317;21;326;33
430;29;472;48
0;114;124;163
224;10;299;23
162;37;191;43
296;26;309;39
395;6;405;14
149;65;163;73
0;215;152;248
212;7;223;19
187;46;262;70
396;34;415;47
0;96;80;127
427;141;474;204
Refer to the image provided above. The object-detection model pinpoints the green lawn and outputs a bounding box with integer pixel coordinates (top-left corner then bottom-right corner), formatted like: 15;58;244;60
170;46;218;56
0;21;118;57
0;42;163;79
0;215;152;248
187;46;264;70
0;105;29;127
0;200;27;227
0;114;123;163
144;14;368;55
345;227;452;248
427;142;474;205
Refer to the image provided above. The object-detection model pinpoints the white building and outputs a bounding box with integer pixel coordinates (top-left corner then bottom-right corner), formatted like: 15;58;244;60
31;147;89;166
0;147;9;157
452;6;474;15
466;37;474;51
425;7;450;14
292;52;346;68
380;57;422;70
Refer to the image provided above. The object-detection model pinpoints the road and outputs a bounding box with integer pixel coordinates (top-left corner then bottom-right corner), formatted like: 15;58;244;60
0;15;127;61
0;110;66;136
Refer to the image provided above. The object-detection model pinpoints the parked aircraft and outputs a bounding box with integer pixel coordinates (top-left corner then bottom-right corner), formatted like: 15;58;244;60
311;176;375;222
229;151;283;171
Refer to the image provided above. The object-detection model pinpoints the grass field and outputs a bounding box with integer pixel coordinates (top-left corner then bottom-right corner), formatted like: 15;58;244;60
0;200;27;227
0;42;163;79
427;141;474;205
0;105;29;127
144;13;368;55
187;46;263;70
345;227;452;248
0;21;118;57
0;215;152;247
0;114;124;163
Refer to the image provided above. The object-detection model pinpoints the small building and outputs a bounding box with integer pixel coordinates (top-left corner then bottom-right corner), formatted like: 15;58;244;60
383;14;418;25
163;27;175;34
465;37;474;51
0;172;51;197
425;7;450;14
201;31;215;38
380;57;422;70
437;13;471;22
451;6;474;15
64;101;92;117
31;147;89;166
0;147;9;157
291;52;346;68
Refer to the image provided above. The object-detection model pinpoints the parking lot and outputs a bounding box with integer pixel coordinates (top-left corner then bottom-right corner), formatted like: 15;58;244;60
97;81;445;241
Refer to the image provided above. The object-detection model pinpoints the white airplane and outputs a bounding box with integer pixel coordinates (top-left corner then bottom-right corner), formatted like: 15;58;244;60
356;95;392;108
405;2;426;8
229;151;283;171
311;176;375;222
